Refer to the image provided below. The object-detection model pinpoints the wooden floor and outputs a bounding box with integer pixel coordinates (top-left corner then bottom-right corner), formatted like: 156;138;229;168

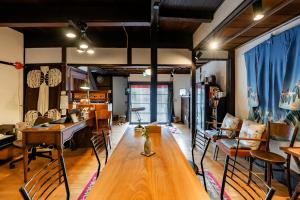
0;122;291;200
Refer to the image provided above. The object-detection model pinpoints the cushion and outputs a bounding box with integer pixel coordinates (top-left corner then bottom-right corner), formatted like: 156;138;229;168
205;130;228;142
239;120;266;150
220;113;240;138
220;139;251;150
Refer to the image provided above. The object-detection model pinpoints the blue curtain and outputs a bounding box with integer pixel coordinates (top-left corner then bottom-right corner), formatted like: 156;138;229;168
244;25;300;123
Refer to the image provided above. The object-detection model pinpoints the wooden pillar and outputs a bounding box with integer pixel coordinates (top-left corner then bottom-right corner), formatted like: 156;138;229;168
61;47;67;91
191;52;197;143
127;46;132;65
150;0;159;122
226;49;235;115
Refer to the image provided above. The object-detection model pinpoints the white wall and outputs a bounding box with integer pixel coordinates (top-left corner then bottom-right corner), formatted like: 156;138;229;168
201;61;227;93
0;27;24;124
173;74;191;120
25;48;62;64
128;74;172;82
67;48;127;64
112;76;128;116
128;74;191;120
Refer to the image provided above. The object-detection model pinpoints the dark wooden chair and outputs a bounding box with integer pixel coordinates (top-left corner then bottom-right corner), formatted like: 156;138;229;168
9;117;53;170
94;110;112;149
205;118;242;160
221;155;275;200
190;129;211;191
19;156;70;200
90;130;108;178
250;122;298;196
217;121;269;199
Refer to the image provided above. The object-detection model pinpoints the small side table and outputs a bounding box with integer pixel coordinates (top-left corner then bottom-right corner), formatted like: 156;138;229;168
250;150;287;186
280;147;300;200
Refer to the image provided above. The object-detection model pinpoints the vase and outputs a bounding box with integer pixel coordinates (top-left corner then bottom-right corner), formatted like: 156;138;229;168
144;137;152;154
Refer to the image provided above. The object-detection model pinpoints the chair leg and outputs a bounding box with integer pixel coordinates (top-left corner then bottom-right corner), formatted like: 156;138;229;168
286;156;292;197
248;157;254;185
215;146;219;161
266;162;272;186
220;155;230;200
200;162;207;192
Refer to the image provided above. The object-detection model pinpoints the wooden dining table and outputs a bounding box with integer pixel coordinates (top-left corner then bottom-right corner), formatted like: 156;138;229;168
87;127;209;200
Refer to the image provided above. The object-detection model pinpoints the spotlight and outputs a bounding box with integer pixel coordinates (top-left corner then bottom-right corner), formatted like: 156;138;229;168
145;68;151;76
209;40;219;50
253;0;264;21
87;49;95;55
79;42;88;49
76;48;85;54
65;27;77;38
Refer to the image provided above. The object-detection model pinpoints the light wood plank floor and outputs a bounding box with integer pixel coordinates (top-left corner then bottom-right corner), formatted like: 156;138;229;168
0;123;292;199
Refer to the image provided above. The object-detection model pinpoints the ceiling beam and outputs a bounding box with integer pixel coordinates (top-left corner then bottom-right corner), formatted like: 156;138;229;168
194;0;256;50
0;22;151;28
221;0;296;48
160;9;214;23
0;5;150;24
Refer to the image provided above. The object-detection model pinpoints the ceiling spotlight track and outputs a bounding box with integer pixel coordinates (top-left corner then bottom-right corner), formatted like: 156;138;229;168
65;20;95;54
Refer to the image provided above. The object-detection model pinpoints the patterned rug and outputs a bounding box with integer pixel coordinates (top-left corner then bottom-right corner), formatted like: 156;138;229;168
77;172;97;200
169;126;182;134
205;171;231;200
78;170;231;200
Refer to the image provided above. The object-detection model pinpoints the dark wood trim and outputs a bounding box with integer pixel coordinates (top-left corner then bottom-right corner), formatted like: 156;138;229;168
222;0;296;48
127;47;132;65
150;0;159;123
194;0;256;51
190;52;197;146
61;47;67;91
69;64;191;68
226;49;235;115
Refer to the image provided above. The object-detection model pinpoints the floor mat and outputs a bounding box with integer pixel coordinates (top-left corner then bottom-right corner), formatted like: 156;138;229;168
205;171;231;200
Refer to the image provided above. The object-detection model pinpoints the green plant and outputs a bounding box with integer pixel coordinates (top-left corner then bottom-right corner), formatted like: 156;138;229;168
142;127;150;139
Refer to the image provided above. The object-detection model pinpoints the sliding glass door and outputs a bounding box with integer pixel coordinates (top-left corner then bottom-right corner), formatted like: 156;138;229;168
129;83;170;124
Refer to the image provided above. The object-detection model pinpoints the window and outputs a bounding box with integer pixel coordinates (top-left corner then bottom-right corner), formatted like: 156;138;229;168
129;83;170;124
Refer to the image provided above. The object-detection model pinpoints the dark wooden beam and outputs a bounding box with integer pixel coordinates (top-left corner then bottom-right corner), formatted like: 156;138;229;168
190;52;197;146
160;9;214;23
226;50;235;115
150;0;159;122
0;22;151;28
61;47;67;91
222;0;296;48
0;5;150;23
194;0;256;51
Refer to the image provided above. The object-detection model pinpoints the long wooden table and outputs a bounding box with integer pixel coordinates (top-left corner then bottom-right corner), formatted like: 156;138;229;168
22;119;93;182
87;127;209;200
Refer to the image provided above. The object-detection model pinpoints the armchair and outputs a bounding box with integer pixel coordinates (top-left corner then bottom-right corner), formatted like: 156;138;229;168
204;113;242;160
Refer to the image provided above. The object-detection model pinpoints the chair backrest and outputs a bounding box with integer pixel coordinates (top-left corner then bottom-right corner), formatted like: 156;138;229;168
19;156;70;200
95;110;112;132
268;122;298;146
193;130;210;153
222;155;275;200
90;130;108;178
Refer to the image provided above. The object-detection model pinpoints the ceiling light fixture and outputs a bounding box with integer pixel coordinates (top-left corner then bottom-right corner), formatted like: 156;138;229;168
253;0;264;21
145;68;151;76
87;49;95;55
65;27;77;39
76;48;85;54
209;40;219;50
